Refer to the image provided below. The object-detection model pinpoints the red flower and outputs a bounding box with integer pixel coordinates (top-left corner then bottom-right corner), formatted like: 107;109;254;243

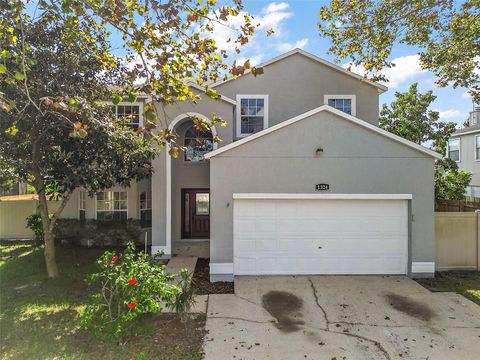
128;301;137;309
127;277;137;285
111;255;119;262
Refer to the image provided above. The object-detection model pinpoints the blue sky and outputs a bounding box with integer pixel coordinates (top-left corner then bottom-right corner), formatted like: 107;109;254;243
219;0;476;127
26;0;476;126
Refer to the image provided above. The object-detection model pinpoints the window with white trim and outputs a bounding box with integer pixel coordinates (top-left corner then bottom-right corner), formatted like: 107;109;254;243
448;138;460;162
476;135;480;161
184;125;213;162
324;95;356;116
139;191;152;228
79;191;86;222
96;191;128;221
236;95;268;137
111;103;143;130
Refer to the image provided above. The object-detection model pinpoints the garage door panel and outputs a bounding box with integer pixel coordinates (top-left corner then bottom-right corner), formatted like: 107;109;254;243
234;198;408;275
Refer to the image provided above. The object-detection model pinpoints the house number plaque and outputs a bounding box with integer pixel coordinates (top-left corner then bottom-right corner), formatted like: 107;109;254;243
315;184;330;191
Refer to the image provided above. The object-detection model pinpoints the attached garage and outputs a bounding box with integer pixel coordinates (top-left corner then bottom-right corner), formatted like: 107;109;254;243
206;106;441;281
233;194;410;276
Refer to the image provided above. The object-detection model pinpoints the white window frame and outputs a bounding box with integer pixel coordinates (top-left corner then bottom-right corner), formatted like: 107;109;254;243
236;94;269;138
113;102;144;128
447;138;461;162
79;190;86;220
475;135;480;161
95;191;128;220
324;95;357;116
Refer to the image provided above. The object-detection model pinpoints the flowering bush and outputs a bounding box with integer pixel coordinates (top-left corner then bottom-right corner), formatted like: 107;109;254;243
81;242;181;341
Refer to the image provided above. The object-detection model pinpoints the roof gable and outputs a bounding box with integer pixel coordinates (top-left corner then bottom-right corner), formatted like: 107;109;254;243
211;49;387;93
204;105;442;160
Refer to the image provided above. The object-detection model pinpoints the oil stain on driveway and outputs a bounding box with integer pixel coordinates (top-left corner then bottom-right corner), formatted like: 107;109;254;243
203;276;480;360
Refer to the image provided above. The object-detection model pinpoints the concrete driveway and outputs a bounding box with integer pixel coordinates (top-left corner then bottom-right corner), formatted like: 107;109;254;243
204;276;480;360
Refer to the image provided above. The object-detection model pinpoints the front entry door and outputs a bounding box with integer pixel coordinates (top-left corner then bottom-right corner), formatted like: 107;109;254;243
181;189;210;239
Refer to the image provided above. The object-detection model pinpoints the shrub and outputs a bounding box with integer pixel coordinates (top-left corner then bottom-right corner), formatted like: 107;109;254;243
25;212;53;243
81;242;181;341
54;219;142;247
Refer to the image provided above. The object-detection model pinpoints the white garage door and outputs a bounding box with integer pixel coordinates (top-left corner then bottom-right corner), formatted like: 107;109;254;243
234;195;409;275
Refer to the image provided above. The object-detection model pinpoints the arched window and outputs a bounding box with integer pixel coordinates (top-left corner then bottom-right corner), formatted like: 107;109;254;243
184;126;213;162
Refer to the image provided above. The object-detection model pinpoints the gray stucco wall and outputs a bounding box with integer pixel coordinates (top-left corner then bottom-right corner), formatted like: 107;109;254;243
171;121;210;243
215;52;381;131
210;111;435;276
151;92;234;249
452;132;480;185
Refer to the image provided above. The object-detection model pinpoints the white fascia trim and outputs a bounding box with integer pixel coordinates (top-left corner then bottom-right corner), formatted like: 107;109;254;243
205;105;443;160
324;95;356;116
411;262;435;273
451;129;480;137
186;81;236;105
210;262;234;274
211;48;387;92
235;94;269;138
233;193;413;200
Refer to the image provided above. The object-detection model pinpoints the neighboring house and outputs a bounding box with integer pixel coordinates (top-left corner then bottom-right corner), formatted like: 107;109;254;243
53;48;441;280
447;104;480;197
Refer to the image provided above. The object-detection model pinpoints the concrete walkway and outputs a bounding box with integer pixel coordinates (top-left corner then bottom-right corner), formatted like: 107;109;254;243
165;256;198;276
164;256;208;314
204;276;480;360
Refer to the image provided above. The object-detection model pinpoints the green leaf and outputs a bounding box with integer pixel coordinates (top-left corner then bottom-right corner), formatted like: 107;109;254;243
5;125;19;136
127;94;137;103
14;72;25;81
0;64;6;74
112;95;123;105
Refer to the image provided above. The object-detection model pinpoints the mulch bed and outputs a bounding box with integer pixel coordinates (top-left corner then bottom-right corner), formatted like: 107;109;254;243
193;258;234;295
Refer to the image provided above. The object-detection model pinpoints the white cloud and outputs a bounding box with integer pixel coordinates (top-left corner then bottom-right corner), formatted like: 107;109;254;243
343;54;426;88
264;2;289;13
236;55;265;67
202;2;308;68
275;38;309;52
436;109;468;122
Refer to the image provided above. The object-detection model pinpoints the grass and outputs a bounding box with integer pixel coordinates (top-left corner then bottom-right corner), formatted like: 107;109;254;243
416;271;480;305
0;240;205;360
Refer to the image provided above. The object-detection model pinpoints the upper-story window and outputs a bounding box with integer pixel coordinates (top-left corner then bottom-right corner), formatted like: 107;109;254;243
447;138;460;162
236;94;269;137
476;135;480;161
96;191;128;221
184;126;213;162
324;95;356;116
112;103;143;130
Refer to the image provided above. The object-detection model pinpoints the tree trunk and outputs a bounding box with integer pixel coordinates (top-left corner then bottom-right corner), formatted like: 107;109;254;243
44;229;59;278
36;181;59;278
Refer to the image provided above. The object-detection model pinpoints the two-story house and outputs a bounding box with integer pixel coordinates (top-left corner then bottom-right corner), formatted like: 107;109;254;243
447;103;480;197
59;49;441;280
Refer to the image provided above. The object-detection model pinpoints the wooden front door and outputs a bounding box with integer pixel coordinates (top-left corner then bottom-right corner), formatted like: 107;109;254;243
181;189;210;239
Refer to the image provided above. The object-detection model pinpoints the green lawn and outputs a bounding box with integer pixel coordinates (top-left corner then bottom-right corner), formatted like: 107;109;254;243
416;271;480;305
0;241;205;360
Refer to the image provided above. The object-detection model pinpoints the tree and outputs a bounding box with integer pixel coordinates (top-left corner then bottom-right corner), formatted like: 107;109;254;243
0;20;156;278
379;83;472;200
318;0;480;102
0;1;255;278
380;83;456;152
